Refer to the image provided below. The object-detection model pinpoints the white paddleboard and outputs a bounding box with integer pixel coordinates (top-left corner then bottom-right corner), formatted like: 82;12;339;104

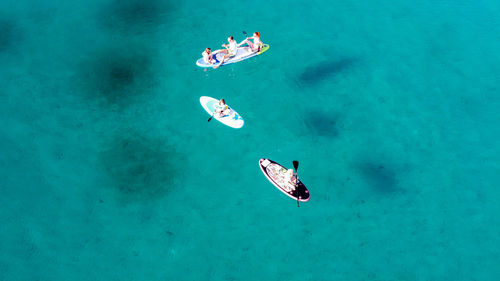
200;96;244;129
196;44;270;67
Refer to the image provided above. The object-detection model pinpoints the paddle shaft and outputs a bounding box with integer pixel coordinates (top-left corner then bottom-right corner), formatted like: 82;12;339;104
208;111;215;122
293;160;299;207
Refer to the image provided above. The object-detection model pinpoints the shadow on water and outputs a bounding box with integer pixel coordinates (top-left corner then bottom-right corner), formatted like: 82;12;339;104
298;58;357;86
99;130;179;203
304;110;339;138
99;0;174;33
356;162;403;193
78;43;156;107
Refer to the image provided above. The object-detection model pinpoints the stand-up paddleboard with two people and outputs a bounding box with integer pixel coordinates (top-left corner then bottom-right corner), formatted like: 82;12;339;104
196;31;270;69
200;96;244;129
259;158;310;204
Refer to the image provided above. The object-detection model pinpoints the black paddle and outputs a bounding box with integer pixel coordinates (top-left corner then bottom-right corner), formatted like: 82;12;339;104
293;160;299;207
243;31;247;37
208;111;215;122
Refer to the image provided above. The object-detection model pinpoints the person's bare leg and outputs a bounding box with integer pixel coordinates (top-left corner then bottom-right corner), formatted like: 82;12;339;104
239;39;255;52
238;39;248;46
246;40;257;52
214;52;229;69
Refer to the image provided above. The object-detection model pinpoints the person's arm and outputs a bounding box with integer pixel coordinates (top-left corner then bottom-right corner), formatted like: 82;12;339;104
213;105;221;114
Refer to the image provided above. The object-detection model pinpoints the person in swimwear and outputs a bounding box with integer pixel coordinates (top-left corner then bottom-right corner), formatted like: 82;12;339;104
239;32;263;52
214;99;231;117
213;36;237;69
202;48;218;65
284;168;298;192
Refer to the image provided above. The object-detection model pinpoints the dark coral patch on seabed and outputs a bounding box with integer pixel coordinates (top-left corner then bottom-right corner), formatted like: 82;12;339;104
0;18;20;53
78;44;156;107
356;162;404;194
99;130;179;202
99;0;174;33
297;57;358;86
304;110;340;138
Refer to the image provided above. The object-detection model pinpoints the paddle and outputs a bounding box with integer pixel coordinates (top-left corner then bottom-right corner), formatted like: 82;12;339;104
208;111;216;122
293;160;299;207
242;31;248;48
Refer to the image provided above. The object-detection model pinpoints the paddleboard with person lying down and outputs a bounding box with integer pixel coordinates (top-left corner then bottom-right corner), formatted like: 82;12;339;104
259;158;310;202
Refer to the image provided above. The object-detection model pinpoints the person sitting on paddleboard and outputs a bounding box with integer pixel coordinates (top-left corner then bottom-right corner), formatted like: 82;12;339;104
213;36;237;69
215;99;231;117
202;48;219;65
284;169;298;192
239;32;263;52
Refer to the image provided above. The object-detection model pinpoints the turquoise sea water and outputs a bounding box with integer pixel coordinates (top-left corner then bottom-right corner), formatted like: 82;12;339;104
1;0;499;280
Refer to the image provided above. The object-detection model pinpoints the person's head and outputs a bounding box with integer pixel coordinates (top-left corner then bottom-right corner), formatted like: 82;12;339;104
227;36;234;42
205;48;211;53
254;32;260;37
219;98;225;105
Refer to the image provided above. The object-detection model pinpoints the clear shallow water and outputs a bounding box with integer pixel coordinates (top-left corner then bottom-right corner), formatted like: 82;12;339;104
1;0;499;280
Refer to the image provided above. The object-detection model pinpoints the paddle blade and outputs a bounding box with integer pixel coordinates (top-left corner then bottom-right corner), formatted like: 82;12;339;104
208;111;216;122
